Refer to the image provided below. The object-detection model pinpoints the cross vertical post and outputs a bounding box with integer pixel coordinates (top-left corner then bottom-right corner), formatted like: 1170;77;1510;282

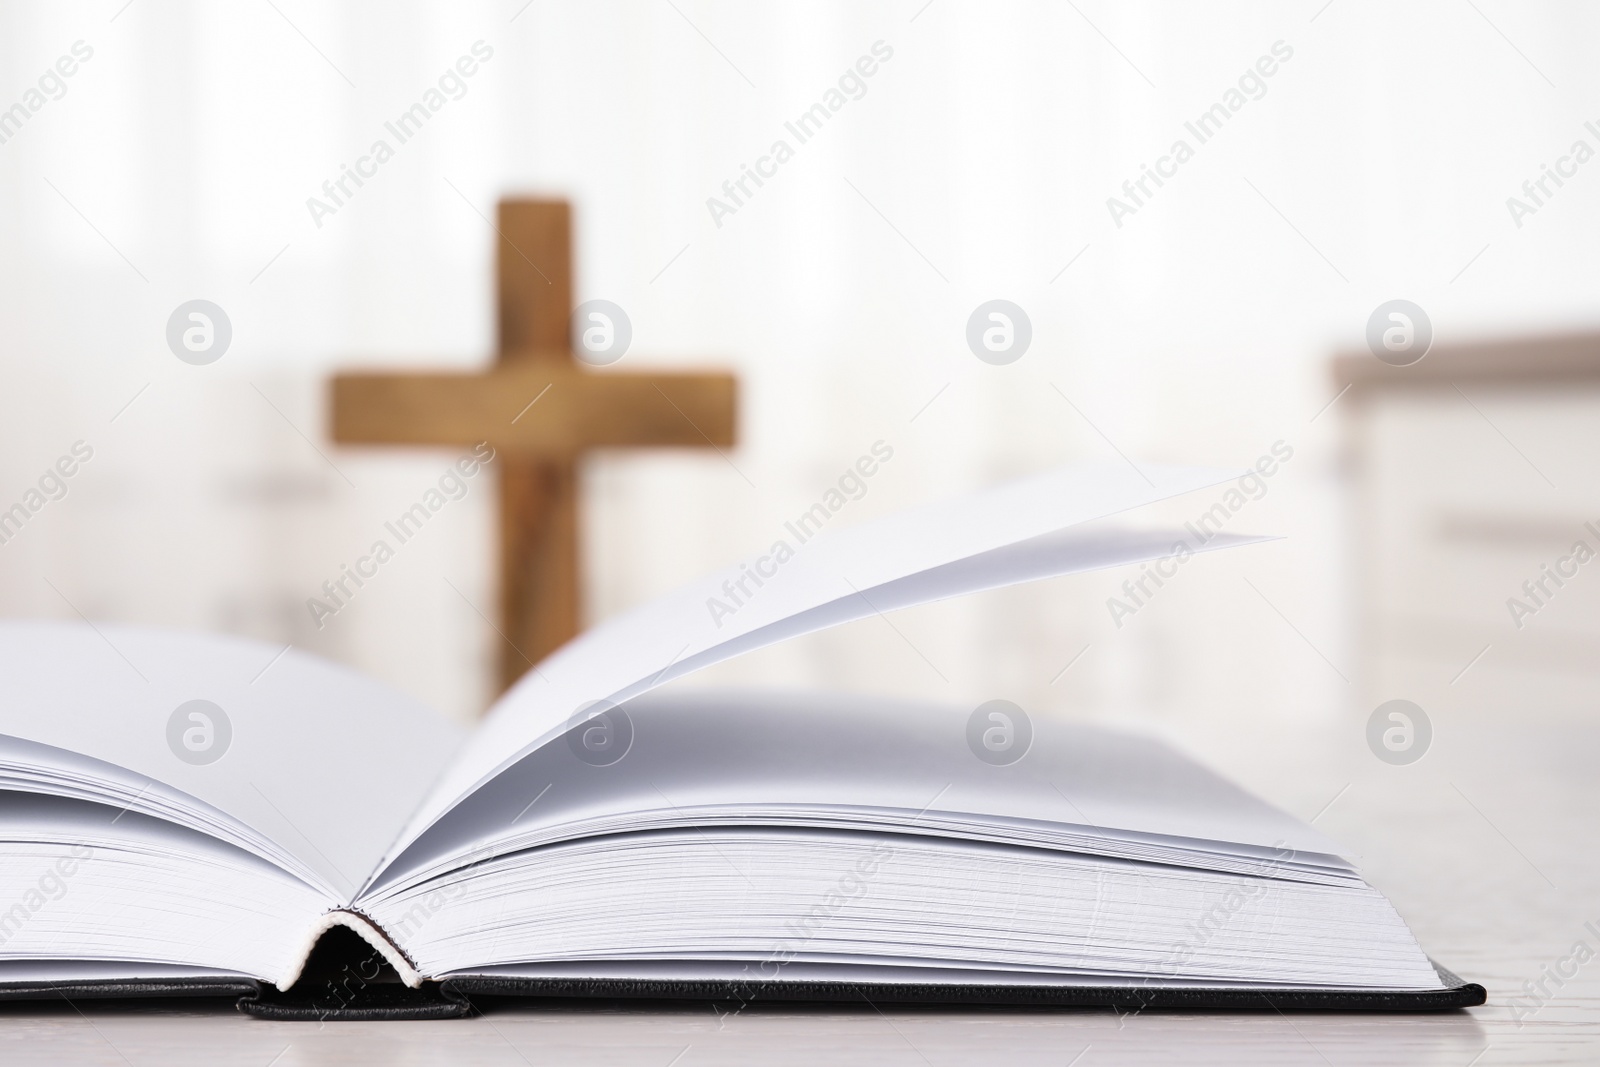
494;200;580;690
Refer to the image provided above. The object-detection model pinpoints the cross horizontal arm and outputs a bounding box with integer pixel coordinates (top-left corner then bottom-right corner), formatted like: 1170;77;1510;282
331;363;737;455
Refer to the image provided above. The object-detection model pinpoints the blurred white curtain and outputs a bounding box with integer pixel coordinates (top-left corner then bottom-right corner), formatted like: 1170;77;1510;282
1;0;1596;729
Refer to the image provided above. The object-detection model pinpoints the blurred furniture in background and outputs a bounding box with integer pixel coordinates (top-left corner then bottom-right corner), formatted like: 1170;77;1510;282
1334;335;1600;715
330;199;738;693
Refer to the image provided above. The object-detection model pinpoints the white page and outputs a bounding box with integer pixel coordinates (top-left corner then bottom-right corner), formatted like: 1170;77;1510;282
384;828;1439;990
444;960;1400;989
366;684;1343;897
383;461;1251;870
0;622;464;897
572;689;1347;858
0;791;330;983
0;961;255;982
0;732;329;889
652;524;1275;691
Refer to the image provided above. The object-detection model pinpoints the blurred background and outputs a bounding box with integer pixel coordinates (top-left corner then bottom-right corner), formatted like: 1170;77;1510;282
1;0;1596;782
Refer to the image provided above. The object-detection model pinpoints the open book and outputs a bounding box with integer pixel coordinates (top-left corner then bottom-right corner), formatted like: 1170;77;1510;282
0;462;1481;1016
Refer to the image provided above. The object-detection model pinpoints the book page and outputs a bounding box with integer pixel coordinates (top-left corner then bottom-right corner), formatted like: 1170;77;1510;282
367;679;1339;898
553;688;1348;859
0;622;464;898
381;461;1254;877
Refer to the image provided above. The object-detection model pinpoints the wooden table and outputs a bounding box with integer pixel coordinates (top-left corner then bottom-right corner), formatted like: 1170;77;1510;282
0;699;1593;1065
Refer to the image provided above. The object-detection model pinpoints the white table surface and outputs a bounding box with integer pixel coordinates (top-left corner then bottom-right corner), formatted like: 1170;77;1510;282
0;700;1594;1065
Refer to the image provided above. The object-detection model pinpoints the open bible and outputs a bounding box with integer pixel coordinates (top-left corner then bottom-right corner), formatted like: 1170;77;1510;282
0;462;1482;1017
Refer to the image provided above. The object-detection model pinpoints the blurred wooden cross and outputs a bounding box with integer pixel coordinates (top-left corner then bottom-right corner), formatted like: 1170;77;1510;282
331;199;737;694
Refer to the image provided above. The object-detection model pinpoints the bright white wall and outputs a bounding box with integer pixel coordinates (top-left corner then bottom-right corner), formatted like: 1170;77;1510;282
1;0;1596;734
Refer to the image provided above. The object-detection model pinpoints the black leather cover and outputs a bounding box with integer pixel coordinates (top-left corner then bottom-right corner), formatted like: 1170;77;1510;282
0;960;1485;1018
0;977;259;1003
444;959;1485;1013
239;980;471;1020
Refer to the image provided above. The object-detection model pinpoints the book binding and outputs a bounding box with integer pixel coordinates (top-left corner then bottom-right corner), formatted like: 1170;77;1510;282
0;961;1485;1020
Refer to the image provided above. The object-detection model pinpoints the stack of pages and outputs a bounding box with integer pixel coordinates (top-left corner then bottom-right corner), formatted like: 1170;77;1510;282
0;462;1482;1014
